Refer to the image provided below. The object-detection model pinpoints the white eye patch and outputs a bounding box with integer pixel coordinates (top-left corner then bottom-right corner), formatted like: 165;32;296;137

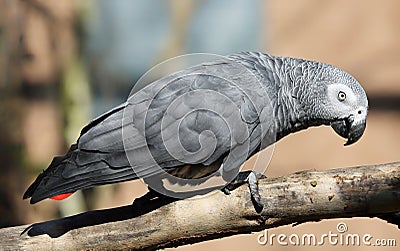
327;84;357;107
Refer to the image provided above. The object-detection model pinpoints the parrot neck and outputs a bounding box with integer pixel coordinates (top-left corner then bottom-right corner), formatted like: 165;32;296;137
273;68;326;141
274;98;330;141
230;52;329;142
274;97;308;141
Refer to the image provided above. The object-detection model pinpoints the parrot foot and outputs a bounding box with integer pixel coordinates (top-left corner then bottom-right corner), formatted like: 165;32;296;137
222;171;266;213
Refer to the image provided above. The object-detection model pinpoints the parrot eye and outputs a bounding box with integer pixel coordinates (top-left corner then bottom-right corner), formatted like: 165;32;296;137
337;91;346;101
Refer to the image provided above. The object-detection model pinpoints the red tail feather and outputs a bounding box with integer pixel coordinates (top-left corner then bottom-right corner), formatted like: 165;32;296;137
50;192;74;200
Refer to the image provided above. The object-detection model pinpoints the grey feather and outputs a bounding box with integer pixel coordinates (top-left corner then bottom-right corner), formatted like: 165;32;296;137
24;52;368;203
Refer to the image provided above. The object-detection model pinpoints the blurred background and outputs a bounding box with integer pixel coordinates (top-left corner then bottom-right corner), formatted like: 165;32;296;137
0;0;399;250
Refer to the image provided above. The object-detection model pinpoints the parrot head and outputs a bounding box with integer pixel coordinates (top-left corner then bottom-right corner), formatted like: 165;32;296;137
299;63;368;146
328;81;368;145
322;67;368;145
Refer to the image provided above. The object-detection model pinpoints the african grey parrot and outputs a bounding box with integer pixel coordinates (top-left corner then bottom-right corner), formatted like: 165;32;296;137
23;52;368;211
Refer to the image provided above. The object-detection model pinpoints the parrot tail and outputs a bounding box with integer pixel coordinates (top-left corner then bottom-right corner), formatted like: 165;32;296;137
23;144;137;204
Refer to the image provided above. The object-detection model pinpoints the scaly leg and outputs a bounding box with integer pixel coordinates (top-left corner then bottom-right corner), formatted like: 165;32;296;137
222;170;265;213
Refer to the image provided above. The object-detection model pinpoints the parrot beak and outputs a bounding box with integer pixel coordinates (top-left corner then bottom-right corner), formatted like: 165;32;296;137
331;116;366;146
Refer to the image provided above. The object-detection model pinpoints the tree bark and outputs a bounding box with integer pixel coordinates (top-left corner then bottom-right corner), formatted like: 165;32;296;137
1;161;399;250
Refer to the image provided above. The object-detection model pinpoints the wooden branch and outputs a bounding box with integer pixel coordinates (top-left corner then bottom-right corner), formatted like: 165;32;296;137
1;161;400;250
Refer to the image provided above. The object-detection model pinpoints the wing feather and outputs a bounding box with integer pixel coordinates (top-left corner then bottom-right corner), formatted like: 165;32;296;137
24;54;275;203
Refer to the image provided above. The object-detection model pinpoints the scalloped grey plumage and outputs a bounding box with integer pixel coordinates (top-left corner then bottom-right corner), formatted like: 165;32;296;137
23;52;368;204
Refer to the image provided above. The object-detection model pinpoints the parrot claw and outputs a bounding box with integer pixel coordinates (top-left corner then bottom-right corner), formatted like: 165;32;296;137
222;171;265;213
